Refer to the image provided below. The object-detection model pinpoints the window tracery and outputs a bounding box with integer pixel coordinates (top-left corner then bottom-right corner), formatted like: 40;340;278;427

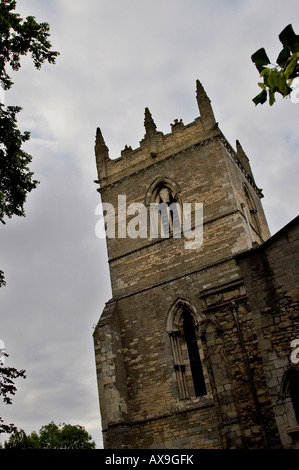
145;177;182;238
167;300;208;399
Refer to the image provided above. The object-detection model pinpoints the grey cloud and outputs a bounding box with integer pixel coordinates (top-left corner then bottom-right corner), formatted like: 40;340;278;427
1;0;298;448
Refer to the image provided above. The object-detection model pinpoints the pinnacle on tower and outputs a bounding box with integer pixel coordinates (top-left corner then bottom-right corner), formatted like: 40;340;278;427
95;126;109;180
196;79;216;126
95;127;109;159
236;140;255;182
144;107;157;136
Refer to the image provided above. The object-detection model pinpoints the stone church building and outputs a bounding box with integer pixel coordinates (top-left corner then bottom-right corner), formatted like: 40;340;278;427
93;80;299;449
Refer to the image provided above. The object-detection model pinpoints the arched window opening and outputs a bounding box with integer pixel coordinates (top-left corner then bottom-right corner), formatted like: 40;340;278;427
145;177;182;239
167;300;208;400
182;310;207;397
154;186;181;236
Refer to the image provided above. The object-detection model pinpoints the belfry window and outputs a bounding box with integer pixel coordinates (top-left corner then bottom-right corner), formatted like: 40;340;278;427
154;186;181;236
167;300;208;400
145;178;182;239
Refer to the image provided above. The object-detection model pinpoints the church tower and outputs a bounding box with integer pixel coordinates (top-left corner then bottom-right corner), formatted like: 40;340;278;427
92;81;283;449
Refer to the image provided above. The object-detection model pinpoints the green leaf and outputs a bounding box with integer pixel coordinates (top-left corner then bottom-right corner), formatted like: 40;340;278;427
284;85;292;97
287;77;294;87
260;67;270;77
251;48;270;72
285;54;298;78
276;47;290;67
279;24;299;53
252;89;267;106
269;89;276;106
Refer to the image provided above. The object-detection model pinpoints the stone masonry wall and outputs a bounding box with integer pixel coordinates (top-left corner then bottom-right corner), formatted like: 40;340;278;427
94;259;283;448
236;216;299;448
100;133;268;300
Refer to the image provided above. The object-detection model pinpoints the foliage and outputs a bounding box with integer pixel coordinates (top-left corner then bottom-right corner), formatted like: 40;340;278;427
252;24;299;106
0;1;58;436
0;352;26;434
0;270;5;287
0;0;59;224
3;421;96;449
0;104;38;224
0;0;58;434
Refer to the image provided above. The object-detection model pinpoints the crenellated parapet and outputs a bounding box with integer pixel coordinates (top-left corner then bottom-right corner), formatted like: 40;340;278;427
94;80;261;198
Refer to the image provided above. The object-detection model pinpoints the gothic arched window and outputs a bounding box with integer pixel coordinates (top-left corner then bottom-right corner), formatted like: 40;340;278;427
181;310;207;397
154;186;181;236
145;177;182;238
167;300;208;399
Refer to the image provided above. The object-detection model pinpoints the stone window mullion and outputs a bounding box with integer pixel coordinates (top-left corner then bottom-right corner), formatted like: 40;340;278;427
169;331;189;399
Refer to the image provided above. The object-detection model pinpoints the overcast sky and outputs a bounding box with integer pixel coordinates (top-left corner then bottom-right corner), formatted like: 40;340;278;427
0;0;298;449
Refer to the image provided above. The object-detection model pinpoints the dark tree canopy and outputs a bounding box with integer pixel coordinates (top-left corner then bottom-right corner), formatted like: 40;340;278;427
3;422;96;449
252;24;299;106
0;352;26;434
0;0;59;224
0;104;37;224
